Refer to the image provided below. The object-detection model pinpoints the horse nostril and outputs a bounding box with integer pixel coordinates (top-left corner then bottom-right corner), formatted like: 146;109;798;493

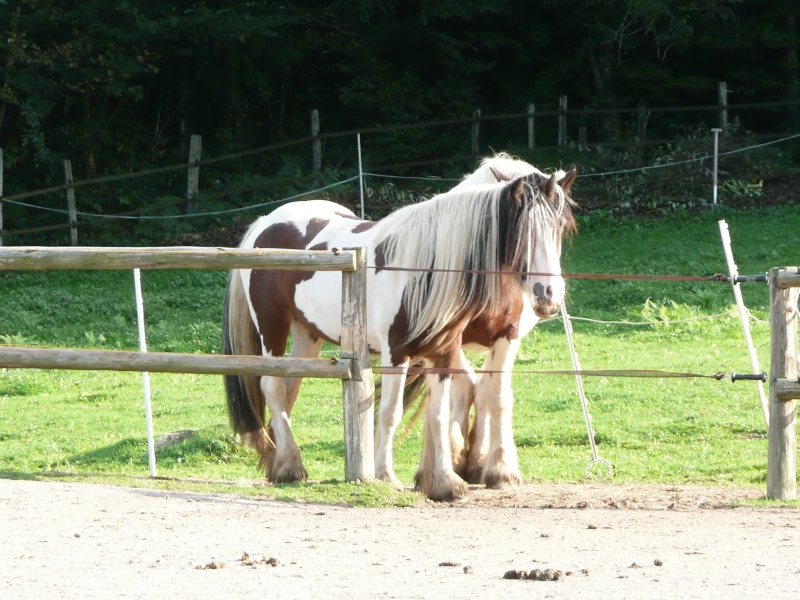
545;285;554;300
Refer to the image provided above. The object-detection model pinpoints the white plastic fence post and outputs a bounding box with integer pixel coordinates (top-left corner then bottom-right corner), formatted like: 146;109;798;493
357;134;365;219
718;220;769;427
133;268;157;477
712;128;722;205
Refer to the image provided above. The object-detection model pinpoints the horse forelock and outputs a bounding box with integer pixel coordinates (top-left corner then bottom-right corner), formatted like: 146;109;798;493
501;174;576;274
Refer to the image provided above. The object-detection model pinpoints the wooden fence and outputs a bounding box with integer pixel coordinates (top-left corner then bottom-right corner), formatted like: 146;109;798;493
767;267;800;500
2;84;800;245
0;246;797;498
0;245;376;482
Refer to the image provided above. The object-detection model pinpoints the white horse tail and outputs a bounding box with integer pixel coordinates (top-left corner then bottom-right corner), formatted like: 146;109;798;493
222;270;274;467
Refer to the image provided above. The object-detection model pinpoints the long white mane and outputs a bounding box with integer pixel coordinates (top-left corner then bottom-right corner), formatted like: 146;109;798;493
373;183;506;344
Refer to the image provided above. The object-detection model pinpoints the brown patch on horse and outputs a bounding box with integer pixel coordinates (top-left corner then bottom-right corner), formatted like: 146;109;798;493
374;238;389;273
388;302;476;380
351;221;376;234
249;221;333;354
461;274;525;346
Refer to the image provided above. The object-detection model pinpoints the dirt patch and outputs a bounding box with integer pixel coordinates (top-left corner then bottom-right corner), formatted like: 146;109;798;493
455;481;765;510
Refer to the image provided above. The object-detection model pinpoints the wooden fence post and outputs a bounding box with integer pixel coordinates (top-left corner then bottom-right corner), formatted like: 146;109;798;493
578;126;588;149
471;109;481;156
767;266;799;500
558;95;568;146
0;147;4;247
311;109;322;173
186;134;202;214
62;159;78;246
718;81;728;131
527;102;536;149
341;246;375;481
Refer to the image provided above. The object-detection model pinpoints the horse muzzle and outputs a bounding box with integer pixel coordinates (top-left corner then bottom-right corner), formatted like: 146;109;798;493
532;281;563;319
533;301;560;319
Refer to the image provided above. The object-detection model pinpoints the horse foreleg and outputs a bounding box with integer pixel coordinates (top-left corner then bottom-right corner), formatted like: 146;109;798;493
465;371;490;484
476;338;523;489
374;361;408;490
261;375;308;484
415;368;468;502
449;350;476;479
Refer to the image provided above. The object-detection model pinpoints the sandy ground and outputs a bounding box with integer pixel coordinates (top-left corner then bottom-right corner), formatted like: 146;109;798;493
2;478;799;600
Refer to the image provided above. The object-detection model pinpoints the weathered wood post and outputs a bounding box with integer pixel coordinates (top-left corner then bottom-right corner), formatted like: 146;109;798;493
311;109;322;173
471;109;481;156
186;134;202;214
767;266;800;500
62;159;78;246
718;81;728;131
558;95;568;146
341;246;375;481
527;102;536;149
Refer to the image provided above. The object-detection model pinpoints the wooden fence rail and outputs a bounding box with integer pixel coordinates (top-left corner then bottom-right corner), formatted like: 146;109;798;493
767;267;800;500
0;246;375;482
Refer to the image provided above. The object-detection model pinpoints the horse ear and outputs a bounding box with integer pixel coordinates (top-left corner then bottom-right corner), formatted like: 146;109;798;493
490;166;512;182
509;177;527;206
560;166;578;195
544;173;558;201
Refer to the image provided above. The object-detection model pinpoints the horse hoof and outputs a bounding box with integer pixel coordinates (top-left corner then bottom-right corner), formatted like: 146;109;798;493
269;466;309;484
384;475;405;491
375;468;404;491
415;471;468;502
464;461;485;484
483;469;522;489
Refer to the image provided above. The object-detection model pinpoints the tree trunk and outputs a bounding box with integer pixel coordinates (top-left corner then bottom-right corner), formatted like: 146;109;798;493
589;48;623;141
787;15;800;129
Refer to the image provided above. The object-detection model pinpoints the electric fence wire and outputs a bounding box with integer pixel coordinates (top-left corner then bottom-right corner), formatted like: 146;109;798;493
2;132;798;222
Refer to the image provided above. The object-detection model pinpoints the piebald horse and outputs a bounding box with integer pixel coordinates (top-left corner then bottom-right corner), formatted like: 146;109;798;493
223;164;576;501
437;155;577;488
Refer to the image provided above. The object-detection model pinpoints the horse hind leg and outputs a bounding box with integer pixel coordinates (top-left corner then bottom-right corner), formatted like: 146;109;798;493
261;374;308;483
449;351;476;479
262;321;324;483
465;380;490;484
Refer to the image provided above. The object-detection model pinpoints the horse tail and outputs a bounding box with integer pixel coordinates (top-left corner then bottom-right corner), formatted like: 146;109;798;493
222;270;274;467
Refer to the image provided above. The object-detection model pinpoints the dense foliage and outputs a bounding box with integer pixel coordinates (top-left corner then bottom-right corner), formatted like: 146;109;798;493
0;0;798;242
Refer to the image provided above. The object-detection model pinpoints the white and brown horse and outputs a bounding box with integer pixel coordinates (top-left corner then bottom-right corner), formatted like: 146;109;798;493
434;154;577;488
223;166;576;501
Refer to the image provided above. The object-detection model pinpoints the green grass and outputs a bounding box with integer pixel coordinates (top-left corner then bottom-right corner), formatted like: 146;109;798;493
1;203;798;506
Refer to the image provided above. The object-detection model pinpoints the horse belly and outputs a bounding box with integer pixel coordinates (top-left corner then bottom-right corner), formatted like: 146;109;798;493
294;272;345;343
